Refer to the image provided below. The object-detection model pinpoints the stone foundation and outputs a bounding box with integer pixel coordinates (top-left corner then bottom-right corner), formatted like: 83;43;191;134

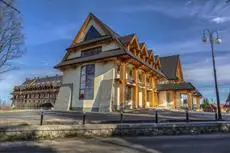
1;122;230;141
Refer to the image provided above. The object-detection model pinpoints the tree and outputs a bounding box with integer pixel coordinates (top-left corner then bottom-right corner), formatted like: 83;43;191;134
0;0;24;73
201;98;210;109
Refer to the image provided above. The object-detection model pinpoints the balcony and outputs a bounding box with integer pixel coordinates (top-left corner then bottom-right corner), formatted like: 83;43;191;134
127;75;135;85
146;82;152;90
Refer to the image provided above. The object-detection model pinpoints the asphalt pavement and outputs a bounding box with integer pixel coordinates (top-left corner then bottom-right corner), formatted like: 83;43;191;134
1;134;230;153
1;109;230;126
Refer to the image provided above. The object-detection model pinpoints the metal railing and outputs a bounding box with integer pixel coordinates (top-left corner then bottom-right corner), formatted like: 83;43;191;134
38;109;223;126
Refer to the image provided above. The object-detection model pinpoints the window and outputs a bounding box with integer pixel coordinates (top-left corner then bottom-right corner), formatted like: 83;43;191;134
166;92;172;103
193;97;197;105
81;47;102;57
147;91;151;102
138;71;143;83
79;64;95;99
146;77;151;87
180;94;188;106
127;67;134;81
126;87;132;101
84;26;102;41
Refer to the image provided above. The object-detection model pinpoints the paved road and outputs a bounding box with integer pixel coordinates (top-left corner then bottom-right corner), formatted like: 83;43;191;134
1;134;230;153
1;109;230;126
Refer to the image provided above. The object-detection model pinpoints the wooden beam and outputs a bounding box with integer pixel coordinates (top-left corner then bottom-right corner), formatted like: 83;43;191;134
120;62;126;111
143;72;147;108
188;92;193;110
151;77;155;107
133;67;138;109
173;91;177;109
196;97;201;109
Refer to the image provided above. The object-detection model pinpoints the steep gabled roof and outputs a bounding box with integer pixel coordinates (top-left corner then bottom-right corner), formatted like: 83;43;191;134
55;13;166;79
157;82;195;91
139;43;145;48
70;12;121;48
119;33;135;46
194;90;202;97
157;82;202;97
148;49;153;54
55;49;127;68
160;55;179;80
17;75;62;89
89;13;120;38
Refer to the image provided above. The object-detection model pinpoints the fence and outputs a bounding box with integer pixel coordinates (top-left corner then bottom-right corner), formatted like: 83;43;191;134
38;109;223;126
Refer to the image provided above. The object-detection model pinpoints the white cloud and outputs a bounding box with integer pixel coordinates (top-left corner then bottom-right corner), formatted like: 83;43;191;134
185;64;230;83
211;17;230;24
118;0;230;24
25;23;77;46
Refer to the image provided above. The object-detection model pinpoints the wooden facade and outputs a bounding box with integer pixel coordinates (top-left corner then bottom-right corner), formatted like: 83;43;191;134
11;75;62;109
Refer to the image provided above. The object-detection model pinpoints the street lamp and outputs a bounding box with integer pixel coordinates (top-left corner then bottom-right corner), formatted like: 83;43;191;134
202;29;222;120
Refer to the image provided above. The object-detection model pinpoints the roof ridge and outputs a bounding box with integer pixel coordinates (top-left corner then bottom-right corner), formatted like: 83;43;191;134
89;13;120;38
159;54;180;58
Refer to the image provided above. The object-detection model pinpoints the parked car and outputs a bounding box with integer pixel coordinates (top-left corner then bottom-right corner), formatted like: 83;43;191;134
40;103;53;110
223;104;230;113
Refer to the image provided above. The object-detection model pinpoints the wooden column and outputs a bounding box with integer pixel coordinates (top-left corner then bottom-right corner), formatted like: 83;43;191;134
188;92;193;110
153;78;159;107
173;91;177;109
143;72;147;108
120;62;126;111
196;97;201;109
151;77;156;107
133;67;138;109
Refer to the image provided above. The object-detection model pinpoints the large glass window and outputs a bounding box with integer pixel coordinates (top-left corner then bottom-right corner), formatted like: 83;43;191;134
81;47;101;57
79;64;95;100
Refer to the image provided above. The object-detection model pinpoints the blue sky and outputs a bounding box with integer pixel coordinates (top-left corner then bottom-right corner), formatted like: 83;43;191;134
1;0;230;104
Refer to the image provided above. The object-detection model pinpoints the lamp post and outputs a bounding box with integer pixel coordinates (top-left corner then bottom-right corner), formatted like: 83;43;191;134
202;29;222;120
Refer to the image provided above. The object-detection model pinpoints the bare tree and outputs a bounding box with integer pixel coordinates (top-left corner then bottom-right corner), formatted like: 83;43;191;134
0;0;24;74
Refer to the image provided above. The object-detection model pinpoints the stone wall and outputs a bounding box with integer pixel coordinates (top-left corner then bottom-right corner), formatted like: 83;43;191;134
1;122;230;141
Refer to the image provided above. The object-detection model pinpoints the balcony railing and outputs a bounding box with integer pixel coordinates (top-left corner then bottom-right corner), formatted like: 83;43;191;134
146;82;152;89
127;75;135;84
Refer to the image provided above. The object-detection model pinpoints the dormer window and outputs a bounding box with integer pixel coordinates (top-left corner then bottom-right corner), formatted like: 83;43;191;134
81;47;102;57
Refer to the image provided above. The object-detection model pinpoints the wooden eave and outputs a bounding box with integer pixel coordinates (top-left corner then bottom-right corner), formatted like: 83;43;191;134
141;44;149;57
128;35;140;51
119;51;166;79
67;35;112;52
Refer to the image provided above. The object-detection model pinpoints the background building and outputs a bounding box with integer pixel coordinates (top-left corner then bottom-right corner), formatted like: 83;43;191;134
11;75;62;109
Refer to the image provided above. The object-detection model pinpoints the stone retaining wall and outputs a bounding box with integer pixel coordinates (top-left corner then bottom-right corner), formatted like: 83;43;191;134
1;122;230;141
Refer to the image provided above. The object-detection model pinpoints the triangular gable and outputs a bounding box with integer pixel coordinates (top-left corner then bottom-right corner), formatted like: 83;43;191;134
84;26;102;41
140;43;149;57
156;56;161;68
159;55;183;80
70;13;121;47
128;35;140;51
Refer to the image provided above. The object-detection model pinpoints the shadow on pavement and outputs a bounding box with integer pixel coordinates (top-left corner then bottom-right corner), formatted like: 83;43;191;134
0;142;57;153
